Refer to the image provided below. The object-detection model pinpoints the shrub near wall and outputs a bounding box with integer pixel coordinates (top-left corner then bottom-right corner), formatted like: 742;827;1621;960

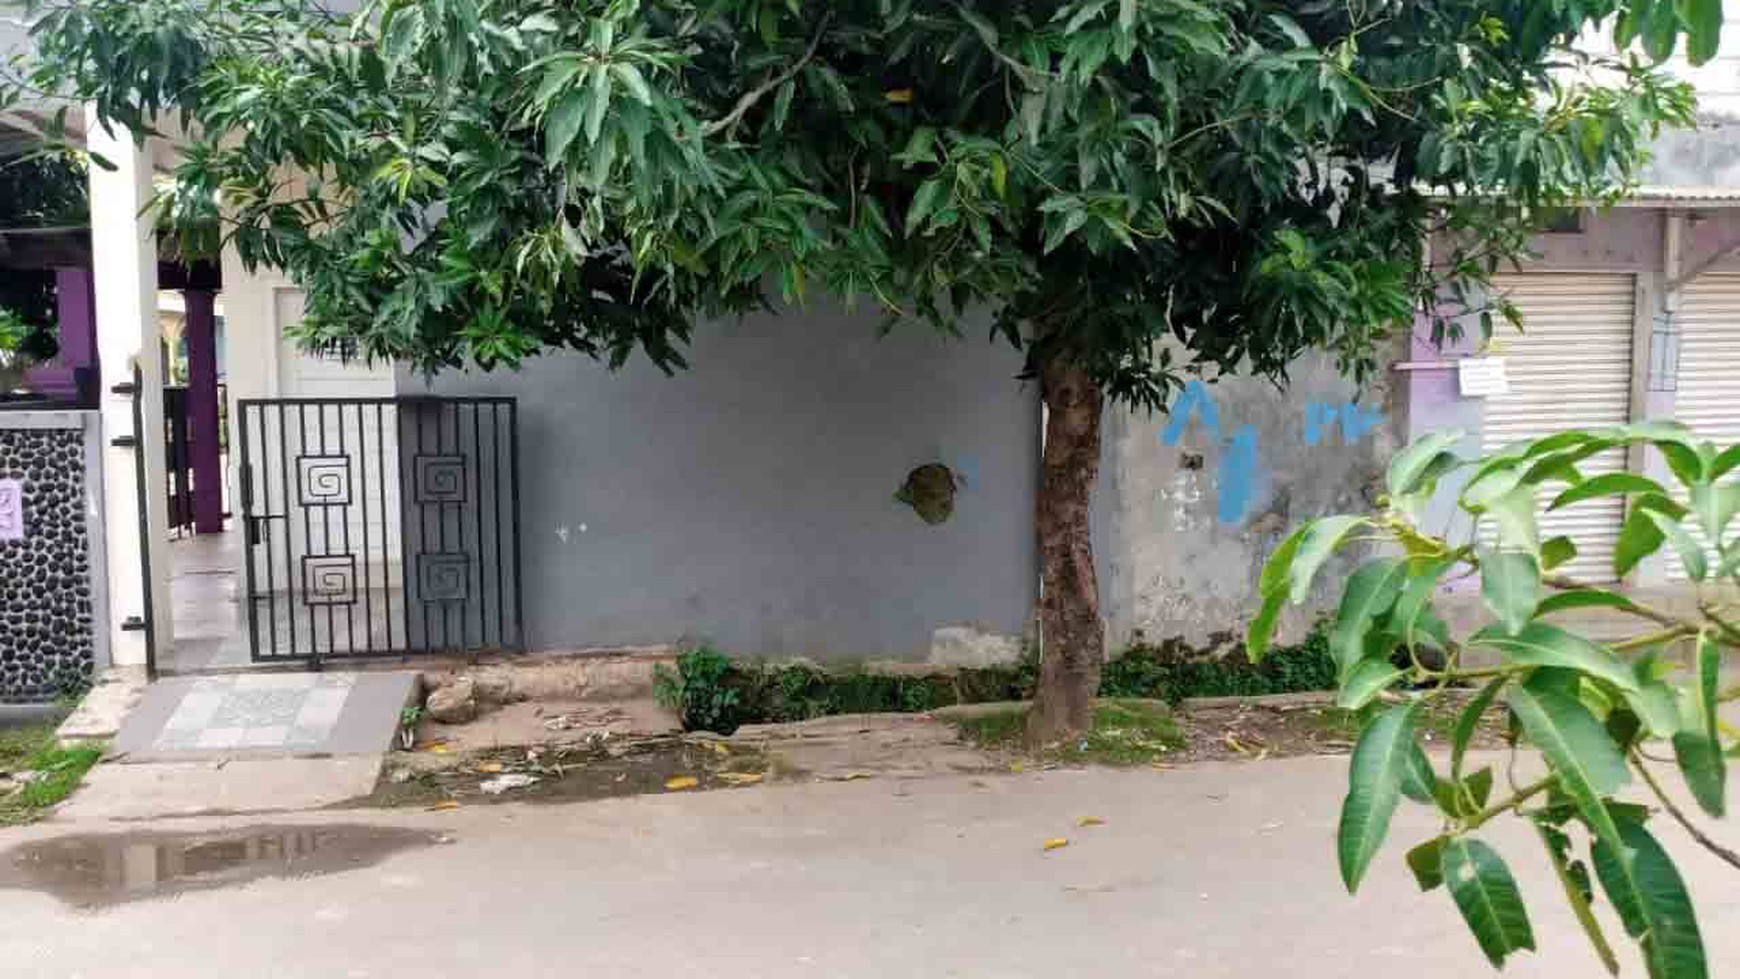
657;627;1334;734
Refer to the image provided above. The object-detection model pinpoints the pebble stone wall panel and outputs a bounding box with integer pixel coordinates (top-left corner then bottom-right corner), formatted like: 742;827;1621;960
0;427;96;702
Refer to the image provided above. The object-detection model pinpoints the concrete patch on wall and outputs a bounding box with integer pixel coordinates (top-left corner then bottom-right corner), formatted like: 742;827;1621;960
1097;347;1403;651
927;625;1024;668
0;413;103;703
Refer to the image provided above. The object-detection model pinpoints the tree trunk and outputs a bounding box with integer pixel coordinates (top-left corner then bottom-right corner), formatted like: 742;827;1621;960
1026;352;1105;746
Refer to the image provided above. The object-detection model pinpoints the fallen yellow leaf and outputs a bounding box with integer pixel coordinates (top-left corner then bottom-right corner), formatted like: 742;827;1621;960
425;743;451;754
884;88;914;104
711;742;730;756
476;761;504;774
715;772;764;786
664;775;700;791
1043;837;1069;851
1076;816;1105;827
427;800;460;812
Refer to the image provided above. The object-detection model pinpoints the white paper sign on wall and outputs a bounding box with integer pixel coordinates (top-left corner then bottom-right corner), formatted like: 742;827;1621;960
1458;356;1511;398
0;479;21;542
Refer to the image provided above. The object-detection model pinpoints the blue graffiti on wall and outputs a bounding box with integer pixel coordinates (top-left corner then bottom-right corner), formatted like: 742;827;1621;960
1160;380;1385;524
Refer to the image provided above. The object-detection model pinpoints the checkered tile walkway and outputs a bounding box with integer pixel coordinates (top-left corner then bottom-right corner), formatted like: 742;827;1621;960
111;671;417;760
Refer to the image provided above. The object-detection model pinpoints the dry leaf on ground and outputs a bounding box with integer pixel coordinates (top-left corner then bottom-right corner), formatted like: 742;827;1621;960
1042;837;1069;851
427;800;460;811
664;775;700;791
1076;816;1105;827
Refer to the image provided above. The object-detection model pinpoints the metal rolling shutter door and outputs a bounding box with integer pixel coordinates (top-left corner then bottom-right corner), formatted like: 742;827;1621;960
1665;275;1740;580
1480;274;1636;581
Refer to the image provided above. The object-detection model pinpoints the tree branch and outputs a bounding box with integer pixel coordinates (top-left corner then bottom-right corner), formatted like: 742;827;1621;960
700;14;832;140
1630;751;1740;872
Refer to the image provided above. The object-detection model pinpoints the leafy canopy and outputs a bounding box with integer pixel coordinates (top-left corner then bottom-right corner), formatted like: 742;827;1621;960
8;0;1709;404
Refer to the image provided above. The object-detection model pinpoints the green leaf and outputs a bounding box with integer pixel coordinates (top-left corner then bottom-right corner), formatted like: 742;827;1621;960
1688;480;1740;549
906;179;944;235
1337;657;1402;710
1329;557;1406;675
1259;524;1308;596
1593;821;1708;979
1622;681;1682;740
1389;556;1453;649
544;88;589;161
1708;443;1740;482
1245;589;1286;662
1672;732;1725;819
1406;836;1447;891
1536;588;1639;617
1469;622;1639;692
1403;741;1438;804
1432;766;1493;817
1680;0;1723;65
1337;702;1417;892
1479;549;1539;635
1643;510;1706;580
1617;502;1670;577
1672;631;1724;816
610;63;653;105
1484;484;1540;552
1452;676;1507;782
1541;535;1577;570
1508;677;1631;861
1287;516;1367;605
1387;430;1465;497
1549;472;1661;510
584;63;612;144
1442;838;1536;968
1536;822;1621;976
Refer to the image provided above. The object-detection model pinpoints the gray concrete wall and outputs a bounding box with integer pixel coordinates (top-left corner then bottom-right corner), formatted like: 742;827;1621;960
403;305;1039;663
1095;347;1405;652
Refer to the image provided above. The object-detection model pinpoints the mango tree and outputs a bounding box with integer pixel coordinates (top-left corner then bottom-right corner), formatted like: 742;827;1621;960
1253;422;1740;977
8;0;1719;740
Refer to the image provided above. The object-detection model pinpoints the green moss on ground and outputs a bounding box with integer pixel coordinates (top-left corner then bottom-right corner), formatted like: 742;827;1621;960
955;699;1185;766
0;722;102;827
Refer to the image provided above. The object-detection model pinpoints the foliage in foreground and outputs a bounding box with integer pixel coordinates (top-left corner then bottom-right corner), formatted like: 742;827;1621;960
1252;421;1740;978
654;629;1335;734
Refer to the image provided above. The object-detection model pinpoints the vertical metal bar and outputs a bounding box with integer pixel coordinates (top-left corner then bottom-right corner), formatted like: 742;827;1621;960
277;401;297;658
509;399;524;650
446;403;462;650
298;403;317;662
238;404;260;660
259;405;277;659
416;404;432;652
396;401;415;654
130;367;157;677
359;404;374;655
491;402;505;647
317;403;336;657
376;403;393;653
471;402;484;648
333;403;356;655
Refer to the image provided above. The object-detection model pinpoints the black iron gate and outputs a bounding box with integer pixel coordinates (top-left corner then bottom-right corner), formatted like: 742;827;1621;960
237;397;523;663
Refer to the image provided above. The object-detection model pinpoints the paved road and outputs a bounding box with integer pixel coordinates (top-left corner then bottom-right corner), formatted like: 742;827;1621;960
2;754;1736;978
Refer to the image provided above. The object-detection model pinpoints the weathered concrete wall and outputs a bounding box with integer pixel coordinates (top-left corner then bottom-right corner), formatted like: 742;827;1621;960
404;305;1038;663
1096;346;1405;652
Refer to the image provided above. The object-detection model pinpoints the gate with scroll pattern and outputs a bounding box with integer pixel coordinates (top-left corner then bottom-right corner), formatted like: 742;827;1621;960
237;397;522;663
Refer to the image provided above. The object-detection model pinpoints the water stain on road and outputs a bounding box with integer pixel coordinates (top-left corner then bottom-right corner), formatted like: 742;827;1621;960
0;825;447;909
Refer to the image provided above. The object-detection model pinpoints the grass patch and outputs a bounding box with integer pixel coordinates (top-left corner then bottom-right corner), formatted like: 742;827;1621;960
955;699;1185;766
0;722;102;827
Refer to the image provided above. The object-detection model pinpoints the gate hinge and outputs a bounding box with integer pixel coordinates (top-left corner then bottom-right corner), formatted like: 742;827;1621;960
120;616;147;632
110;381;138;396
110;435;138;449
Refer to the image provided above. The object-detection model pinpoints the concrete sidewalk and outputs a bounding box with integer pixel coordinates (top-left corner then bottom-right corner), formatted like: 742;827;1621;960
1;754;1736;978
